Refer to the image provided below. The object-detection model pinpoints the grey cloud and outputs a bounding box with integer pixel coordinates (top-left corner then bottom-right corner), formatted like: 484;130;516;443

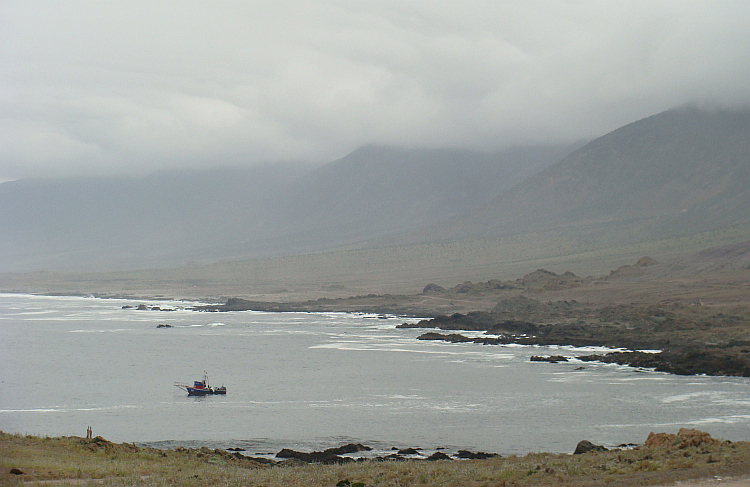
2;0;750;180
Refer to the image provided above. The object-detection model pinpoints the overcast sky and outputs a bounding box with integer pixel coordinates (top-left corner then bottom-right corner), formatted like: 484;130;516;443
1;1;749;180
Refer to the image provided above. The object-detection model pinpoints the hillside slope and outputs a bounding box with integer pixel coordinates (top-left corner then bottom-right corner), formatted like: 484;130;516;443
409;106;750;246
0;144;572;272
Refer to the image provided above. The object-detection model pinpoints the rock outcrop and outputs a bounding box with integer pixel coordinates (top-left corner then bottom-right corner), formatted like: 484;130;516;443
645;429;721;449
573;440;608;454
275;444;371;464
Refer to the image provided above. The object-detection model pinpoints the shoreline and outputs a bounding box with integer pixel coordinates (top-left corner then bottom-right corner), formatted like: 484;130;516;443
191;295;750;378
6;290;750;378
4;429;750;486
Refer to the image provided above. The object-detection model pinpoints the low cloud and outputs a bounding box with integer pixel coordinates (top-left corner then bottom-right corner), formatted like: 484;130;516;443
2;0;749;179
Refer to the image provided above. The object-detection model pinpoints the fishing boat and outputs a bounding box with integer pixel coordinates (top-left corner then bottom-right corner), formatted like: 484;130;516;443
175;371;226;396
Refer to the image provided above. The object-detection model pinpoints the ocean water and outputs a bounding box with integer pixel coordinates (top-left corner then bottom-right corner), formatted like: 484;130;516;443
1;293;750;457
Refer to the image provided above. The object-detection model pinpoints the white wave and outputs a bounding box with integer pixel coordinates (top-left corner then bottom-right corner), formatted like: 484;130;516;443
11;310;58;316
661;391;728;403
607;375;670;382
311;342;517;363
689;415;750;425
602;415;750;429
69;328;133;333
547;376;594;383
0;405;139;413
366;324;401;331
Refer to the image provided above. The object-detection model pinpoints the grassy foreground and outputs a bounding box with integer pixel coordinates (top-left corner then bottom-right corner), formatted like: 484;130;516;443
2;430;750;486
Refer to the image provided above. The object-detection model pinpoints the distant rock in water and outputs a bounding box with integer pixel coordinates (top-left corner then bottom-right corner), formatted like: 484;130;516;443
275;443;371;464
324;443;372;455
426;451;452;461
530;355;568;363
486;320;539;335
456;450;499;459
574;440;608;454
417;332;473;343
156;324;173;329
397;448;421;455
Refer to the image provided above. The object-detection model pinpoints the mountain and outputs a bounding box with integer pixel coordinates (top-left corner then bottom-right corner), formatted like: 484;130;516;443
0;144;574;272
0;165;309;271
405;106;750;248
269;144;577;249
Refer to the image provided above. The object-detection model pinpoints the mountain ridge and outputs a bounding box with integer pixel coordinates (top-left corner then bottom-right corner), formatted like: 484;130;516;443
3;105;749;281
395;106;750;246
0;144;574;272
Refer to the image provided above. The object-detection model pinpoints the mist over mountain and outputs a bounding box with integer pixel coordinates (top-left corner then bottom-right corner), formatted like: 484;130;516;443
3;106;749;278
399;106;750;249
0;144;574;272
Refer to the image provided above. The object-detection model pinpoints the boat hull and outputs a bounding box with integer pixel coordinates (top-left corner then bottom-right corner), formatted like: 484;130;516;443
175;372;226;396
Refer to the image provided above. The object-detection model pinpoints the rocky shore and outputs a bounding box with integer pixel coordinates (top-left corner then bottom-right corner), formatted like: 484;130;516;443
182;291;750;377
125;256;750;378
4;429;750;486
406;295;750;377
417;329;750;376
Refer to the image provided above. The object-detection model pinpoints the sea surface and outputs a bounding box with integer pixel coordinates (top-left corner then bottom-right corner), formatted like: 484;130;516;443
2;293;750;458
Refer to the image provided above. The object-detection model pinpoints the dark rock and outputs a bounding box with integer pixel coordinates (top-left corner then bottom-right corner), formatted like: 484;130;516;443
426;451;452;461
486;320;539;335
9;468;24;475
417;332;473;343
275;448;352;464
224;298;259;311
378;454;406;461
574;440;608;454
122;305;133;309
410;311;497;331
156;324;173;328
530;355;568;363
456;450;499;459
397;448;420;455
324;443;372;455
577;350;750;377
136;304;148;310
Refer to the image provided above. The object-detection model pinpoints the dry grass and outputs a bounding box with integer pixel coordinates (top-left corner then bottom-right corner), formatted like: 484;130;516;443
3;432;750;487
